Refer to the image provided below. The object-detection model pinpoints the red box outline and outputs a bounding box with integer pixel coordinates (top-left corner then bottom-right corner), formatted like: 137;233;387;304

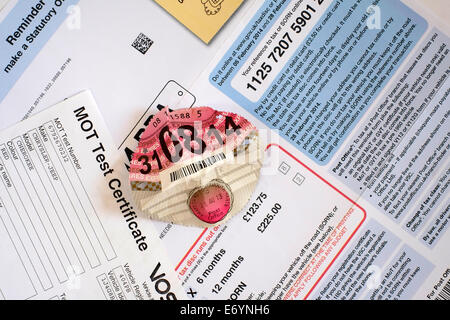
175;144;367;299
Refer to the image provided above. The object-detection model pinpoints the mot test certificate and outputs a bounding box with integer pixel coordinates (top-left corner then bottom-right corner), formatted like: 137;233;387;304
0;91;184;300
117;0;450;300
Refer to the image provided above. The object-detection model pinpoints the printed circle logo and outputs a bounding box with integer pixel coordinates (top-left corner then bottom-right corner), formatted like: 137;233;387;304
201;0;224;15
188;180;233;224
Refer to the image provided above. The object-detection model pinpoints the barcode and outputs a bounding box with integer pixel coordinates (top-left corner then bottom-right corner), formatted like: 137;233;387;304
436;279;450;300
132;33;153;55
170;153;226;182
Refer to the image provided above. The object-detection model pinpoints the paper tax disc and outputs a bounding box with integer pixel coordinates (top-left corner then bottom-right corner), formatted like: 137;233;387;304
129;106;262;227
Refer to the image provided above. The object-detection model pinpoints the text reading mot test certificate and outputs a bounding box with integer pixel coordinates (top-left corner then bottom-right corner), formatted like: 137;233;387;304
0;91;183;300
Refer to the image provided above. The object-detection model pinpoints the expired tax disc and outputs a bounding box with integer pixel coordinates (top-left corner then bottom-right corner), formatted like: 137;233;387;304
129;106;263;228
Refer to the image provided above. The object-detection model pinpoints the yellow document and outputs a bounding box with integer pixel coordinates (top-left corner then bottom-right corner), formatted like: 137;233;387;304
154;0;244;43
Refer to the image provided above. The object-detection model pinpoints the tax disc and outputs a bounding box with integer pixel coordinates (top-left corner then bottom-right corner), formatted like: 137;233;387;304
129;106;263;227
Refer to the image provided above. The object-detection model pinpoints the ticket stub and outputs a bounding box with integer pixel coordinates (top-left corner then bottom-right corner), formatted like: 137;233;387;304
129;107;263;227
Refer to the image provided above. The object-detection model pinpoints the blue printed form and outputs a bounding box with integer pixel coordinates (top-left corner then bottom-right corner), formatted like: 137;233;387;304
0;0;79;103
210;0;428;164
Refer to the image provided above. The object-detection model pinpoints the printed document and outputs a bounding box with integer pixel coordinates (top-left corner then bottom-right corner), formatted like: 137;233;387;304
0;90;184;299
0;0;449;300
126;0;449;300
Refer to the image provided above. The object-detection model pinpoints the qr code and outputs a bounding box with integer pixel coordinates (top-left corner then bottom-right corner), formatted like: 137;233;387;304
132;33;153;55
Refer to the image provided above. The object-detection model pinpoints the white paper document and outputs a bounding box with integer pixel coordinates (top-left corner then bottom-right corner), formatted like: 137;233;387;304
0;0;449;301
0;0;254;141
120;0;449;300
0;91;184;300
0;0;255;300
